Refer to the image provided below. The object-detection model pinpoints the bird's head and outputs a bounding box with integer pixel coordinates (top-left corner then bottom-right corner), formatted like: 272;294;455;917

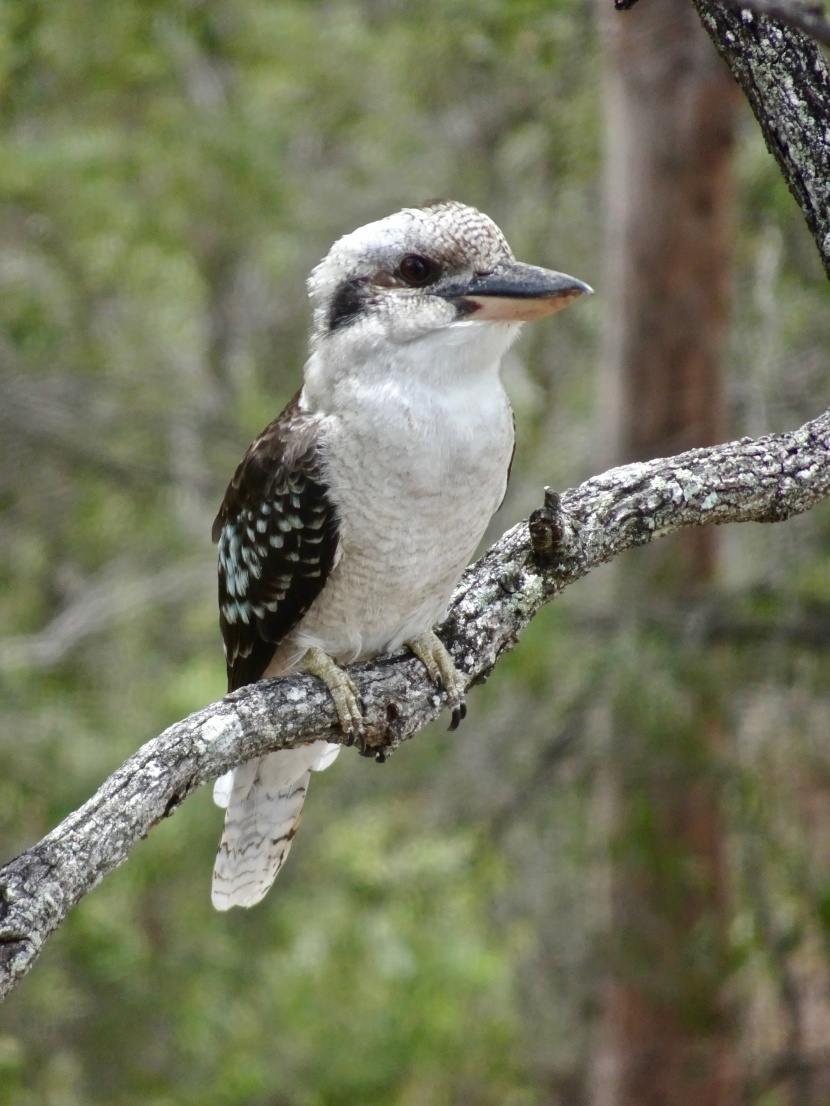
307;201;591;364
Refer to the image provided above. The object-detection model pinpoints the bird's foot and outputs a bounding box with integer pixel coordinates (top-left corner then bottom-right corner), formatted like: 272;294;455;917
405;630;467;731
300;647;365;749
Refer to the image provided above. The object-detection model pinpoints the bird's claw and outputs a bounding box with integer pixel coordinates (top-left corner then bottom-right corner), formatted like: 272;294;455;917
404;630;467;731
449;702;468;731
300;646;365;747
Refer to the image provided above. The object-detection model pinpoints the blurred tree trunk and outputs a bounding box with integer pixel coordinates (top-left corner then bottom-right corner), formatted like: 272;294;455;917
594;4;739;1105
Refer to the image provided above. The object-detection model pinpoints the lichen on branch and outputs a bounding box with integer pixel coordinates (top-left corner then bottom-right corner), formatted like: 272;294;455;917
2;408;829;1002
693;0;830;279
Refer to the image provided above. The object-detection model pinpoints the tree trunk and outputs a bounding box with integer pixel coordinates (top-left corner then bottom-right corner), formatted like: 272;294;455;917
595;3;740;1104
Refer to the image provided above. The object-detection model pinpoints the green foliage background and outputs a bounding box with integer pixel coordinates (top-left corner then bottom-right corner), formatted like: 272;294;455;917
1;2;829;1103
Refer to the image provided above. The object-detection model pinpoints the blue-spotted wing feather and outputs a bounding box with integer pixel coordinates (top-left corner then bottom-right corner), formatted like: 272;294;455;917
213;393;339;692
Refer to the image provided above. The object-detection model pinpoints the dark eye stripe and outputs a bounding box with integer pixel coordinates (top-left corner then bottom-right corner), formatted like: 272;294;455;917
327;277;368;332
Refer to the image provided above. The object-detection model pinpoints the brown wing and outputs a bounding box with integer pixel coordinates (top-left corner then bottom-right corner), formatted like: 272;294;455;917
213;393;339;692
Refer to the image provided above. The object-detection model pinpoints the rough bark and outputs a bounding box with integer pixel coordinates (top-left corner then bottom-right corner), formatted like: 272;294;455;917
2;412;830;1001
615;0;830;49
692;0;830;280
716;0;830;49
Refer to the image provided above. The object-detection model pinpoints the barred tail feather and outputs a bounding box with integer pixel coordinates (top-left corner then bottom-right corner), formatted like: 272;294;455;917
211;741;340;910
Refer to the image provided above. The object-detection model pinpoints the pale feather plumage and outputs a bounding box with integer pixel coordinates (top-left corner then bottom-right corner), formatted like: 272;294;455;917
212;740;337;911
211;200;589;909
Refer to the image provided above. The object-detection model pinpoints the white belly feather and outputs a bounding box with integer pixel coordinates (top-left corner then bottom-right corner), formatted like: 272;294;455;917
292;369;514;662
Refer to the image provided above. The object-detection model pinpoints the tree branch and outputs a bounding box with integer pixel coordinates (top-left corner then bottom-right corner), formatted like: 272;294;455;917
717;0;830;49
2;410;829;1001
616;0;830;47
616;0;830;49
692;0;830;279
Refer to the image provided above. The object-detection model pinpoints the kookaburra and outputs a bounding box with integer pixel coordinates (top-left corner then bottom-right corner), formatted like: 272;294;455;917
211;200;591;910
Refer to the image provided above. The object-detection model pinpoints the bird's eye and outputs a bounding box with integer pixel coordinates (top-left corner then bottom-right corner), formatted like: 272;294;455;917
397;254;437;286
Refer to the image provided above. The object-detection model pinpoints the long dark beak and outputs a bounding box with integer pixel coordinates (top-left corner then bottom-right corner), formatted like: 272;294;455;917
440;261;593;322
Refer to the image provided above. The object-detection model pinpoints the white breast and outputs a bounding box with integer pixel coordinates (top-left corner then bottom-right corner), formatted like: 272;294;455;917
292;336;515;663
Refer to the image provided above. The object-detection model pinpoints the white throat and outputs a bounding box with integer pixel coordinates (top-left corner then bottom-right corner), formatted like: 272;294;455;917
302;317;522;414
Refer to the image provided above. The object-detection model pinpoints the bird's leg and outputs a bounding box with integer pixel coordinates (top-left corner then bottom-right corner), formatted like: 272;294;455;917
404;629;467;731
299;647;365;747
